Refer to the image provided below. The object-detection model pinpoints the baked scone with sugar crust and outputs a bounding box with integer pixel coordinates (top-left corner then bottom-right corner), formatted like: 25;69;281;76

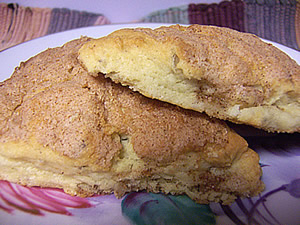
0;37;264;205
79;24;300;133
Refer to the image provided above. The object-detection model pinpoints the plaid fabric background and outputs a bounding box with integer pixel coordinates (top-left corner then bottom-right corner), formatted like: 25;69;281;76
1;1;299;51
143;0;300;51
0;3;110;51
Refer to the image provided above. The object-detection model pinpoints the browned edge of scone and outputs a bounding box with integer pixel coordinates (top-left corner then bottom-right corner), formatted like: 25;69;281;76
0;36;264;205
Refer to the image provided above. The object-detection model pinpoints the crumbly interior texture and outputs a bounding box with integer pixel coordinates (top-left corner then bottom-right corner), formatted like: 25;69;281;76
79;24;300;133
0;38;264;204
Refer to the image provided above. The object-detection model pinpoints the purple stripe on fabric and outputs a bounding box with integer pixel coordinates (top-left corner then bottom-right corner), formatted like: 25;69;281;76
47;8;107;34
188;0;245;32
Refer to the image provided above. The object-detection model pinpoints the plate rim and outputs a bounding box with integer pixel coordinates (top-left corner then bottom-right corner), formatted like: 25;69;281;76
0;22;299;82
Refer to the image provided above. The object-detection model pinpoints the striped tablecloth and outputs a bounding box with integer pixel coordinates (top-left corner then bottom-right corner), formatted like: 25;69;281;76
1;1;299;51
0;3;110;51
142;0;300;51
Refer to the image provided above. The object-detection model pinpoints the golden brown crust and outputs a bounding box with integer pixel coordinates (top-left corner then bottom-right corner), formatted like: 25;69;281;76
79;24;300;133
0;37;264;204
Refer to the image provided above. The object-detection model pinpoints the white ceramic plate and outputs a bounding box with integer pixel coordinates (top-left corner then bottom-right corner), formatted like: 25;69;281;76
0;23;299;225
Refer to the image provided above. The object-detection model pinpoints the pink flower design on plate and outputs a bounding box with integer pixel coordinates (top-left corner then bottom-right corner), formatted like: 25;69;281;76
0;180;92;216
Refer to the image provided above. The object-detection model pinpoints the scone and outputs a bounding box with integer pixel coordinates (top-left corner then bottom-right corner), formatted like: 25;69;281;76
79;24;300;133
0;37;264;204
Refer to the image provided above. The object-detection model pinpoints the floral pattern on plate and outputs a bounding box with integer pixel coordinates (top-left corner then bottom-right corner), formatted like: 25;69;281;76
0;180;92;215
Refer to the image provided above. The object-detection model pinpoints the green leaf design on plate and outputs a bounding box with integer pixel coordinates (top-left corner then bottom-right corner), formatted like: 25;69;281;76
122;192;216;225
